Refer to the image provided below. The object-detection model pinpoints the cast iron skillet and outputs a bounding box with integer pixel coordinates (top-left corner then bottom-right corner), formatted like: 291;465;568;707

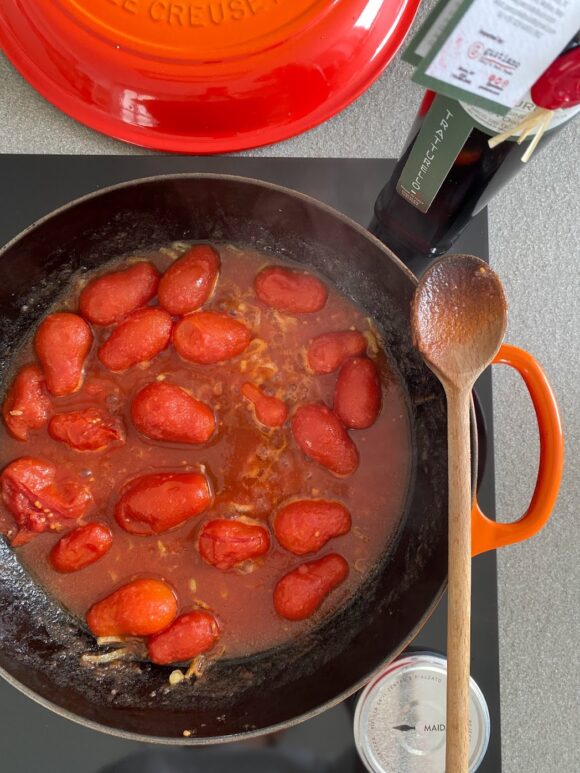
0;175;560;744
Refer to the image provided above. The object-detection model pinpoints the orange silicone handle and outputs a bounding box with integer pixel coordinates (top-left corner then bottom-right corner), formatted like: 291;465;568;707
472;343;564;556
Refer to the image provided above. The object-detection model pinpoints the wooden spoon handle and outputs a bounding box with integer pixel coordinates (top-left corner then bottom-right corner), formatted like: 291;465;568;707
445;386;472;773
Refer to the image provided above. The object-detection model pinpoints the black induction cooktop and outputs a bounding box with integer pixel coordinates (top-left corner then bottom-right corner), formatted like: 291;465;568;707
0;156;501;773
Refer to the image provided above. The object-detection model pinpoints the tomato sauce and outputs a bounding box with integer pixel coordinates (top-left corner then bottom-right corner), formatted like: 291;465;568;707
0;244;412;659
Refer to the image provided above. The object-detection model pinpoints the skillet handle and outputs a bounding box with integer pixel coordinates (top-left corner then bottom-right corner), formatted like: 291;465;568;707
471;344;564;556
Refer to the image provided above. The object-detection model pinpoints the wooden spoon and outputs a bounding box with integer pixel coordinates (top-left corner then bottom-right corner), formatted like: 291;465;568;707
411;255;507;773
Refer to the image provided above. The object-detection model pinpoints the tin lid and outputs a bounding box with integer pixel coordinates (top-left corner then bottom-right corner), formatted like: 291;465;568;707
354;652;490;773
0;0;420;153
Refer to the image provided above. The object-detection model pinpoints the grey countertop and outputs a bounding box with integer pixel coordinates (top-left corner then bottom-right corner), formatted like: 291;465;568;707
0;2;579;770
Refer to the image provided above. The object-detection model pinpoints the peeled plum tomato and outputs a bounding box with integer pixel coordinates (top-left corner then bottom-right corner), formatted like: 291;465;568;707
131;382;215;445
147;609;221;665
49;522;113;573
291;403;359;476
173;312;251;365
241;382;288;428
158;244;221;316
115;471;212;535
254;266;328;314
79;261;160;326
198;519;270;570
35;312;93;396
86;578;178;637
274;500;351;556
307;331;367;374
2;365;51;441
334;357;381;430
274;553;349;621
49;408;125;452
1;457;93;544
98;307;172;372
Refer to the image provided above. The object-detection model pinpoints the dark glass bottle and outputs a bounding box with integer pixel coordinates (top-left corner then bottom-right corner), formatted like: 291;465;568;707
371;37;580;265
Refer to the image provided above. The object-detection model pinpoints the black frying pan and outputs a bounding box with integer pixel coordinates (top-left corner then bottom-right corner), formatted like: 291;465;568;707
0;175;559;743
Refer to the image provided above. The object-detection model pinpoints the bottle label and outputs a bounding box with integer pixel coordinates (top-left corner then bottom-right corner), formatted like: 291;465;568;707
396;94;474;214
409;0;580;114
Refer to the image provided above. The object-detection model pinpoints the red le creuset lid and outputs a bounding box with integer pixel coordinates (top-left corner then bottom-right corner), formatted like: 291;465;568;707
0;0;420;153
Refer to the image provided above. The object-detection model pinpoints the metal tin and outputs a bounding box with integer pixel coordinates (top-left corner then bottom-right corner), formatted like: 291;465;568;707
354;652;490;773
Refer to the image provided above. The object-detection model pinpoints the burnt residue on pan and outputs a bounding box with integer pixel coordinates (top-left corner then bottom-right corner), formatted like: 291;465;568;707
0;175;453;742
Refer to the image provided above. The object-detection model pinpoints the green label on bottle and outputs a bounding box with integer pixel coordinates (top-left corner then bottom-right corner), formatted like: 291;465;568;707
396;94;474;213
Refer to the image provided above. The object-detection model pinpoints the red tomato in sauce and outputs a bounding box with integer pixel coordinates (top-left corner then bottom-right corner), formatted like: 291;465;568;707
241;382;288;428
173;312;251;364
35;312;93;396
1;457;93;544
307;331;367;374
147;610;220;665
291;403;359;476
254;266;328;313
158;245;220;316
2;365;51;441
198;519;270;570
115;471;212;535
334;357;381;429
79;262;160;326
131;382;215;444
48;408;125;452
274;499;351;555
86;578;178;637
274;553;349;621
49;522;113;573
98;307;172;372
